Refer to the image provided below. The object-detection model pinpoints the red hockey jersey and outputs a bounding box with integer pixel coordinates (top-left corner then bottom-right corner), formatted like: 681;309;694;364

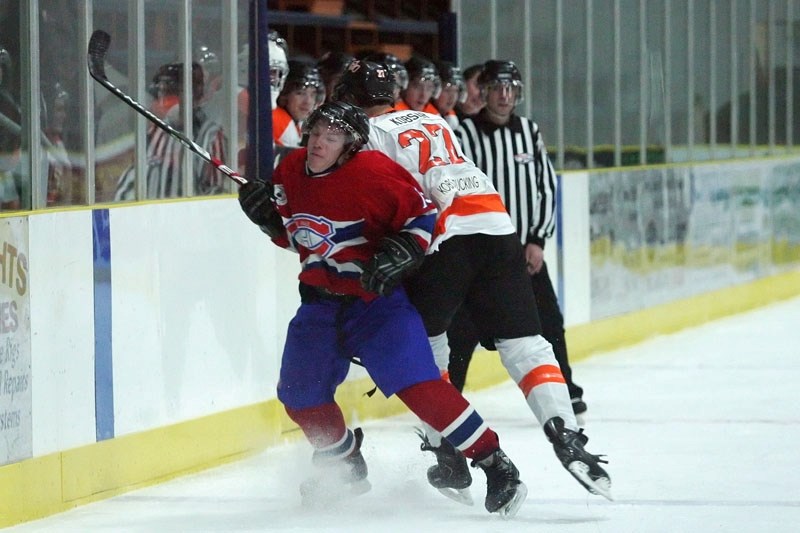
270;148;436;300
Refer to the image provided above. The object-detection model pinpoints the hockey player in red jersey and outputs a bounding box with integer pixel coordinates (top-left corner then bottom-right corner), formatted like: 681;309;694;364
237;101;527;517
333;61;613;503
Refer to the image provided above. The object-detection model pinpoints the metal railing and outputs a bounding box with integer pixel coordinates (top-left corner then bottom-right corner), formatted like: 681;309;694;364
455;0;800;170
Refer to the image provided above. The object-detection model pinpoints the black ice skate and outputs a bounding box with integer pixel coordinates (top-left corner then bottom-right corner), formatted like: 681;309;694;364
417;429;473;506
300;428;371;507
544;416;613;500
472;448;528;518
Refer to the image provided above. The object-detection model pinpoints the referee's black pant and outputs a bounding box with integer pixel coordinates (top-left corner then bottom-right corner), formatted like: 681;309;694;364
446;261;584;400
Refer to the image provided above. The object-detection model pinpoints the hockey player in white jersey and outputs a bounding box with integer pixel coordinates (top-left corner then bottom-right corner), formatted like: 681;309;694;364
333;60;612;506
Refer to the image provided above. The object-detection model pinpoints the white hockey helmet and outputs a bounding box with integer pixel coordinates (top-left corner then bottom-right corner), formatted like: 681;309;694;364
268;31;289;108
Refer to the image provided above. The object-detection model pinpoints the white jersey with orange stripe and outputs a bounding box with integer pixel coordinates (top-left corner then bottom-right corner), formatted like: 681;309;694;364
365;109;515;252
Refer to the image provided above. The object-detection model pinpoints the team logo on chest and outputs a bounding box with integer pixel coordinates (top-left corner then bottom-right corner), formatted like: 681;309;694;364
286;215;335;256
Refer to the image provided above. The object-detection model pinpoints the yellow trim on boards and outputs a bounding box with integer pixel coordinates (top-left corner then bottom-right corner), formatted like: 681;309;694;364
1;269;799;527
0;380;405;528
463;269;800;389
566;268;800;361
0;400;289;528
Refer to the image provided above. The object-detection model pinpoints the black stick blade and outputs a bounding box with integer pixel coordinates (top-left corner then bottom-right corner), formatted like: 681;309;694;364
87;30;111;80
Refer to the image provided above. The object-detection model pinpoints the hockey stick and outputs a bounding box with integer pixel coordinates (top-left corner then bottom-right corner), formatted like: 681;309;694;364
0;110;20;137
87;29;248;186
0;109;56;149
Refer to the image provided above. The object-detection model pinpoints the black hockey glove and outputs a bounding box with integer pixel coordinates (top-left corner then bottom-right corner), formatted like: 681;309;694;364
238;181;284;238
361;233;425;296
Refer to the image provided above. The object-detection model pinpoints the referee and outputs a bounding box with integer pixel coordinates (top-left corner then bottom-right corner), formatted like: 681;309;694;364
452;60;587;418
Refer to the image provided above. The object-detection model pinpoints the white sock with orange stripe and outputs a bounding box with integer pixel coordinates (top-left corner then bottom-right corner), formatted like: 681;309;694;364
495;335;578;430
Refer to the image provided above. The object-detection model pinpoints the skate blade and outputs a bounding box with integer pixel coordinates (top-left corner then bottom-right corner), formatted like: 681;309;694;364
498;481;528;519
568;462;613;501
436;486;474;506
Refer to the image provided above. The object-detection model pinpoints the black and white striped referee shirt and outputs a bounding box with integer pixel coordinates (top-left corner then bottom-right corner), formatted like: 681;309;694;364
115;115;226;201
455;112;557;248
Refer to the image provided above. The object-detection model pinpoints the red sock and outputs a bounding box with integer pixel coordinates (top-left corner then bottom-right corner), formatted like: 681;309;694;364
284;402;346;449
397;379;499;460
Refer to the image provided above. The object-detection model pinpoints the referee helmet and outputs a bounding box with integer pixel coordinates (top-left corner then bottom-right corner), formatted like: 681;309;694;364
478;60;524;105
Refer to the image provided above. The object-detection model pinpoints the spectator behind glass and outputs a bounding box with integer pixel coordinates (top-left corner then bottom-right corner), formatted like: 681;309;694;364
0;45;21;210
194;44;224;126
114;61;227;201
42;82;73;206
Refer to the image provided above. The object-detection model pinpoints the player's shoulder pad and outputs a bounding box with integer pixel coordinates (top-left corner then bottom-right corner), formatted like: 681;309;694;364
350;148;398;169
274;146;307;170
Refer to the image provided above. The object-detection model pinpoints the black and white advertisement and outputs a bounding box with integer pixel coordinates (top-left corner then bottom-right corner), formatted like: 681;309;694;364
0;217;31;466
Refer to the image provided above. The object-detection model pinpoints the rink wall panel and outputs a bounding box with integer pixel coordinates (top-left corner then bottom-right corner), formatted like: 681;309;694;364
28;211;97;458
107;199;287;438
2;154;800;527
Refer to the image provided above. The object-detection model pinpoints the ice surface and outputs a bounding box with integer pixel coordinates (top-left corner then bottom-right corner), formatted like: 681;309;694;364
9;296;800;532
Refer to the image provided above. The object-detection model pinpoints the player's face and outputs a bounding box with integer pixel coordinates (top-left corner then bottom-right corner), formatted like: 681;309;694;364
286;87;321;122
462;74;484;115
435;84;461;113
306;122;348;173
403;78;437;111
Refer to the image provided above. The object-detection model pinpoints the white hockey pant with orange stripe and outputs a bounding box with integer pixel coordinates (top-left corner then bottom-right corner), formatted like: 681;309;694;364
495;335;578;431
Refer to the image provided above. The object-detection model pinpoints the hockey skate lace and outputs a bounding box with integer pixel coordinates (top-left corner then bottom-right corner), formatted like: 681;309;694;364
578;429;609;466
560;428;609;466
470;451;521;503
415;427;437;453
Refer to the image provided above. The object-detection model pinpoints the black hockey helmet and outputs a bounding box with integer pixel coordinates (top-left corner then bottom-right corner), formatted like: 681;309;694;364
301;100;370;160
279;60;326;106
316;51;355;81
316;51;355;101
363;52;408;90
403;56;441;98
333;60;396;107
434;60;467;104
148;61;204;102
478;60;524;105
